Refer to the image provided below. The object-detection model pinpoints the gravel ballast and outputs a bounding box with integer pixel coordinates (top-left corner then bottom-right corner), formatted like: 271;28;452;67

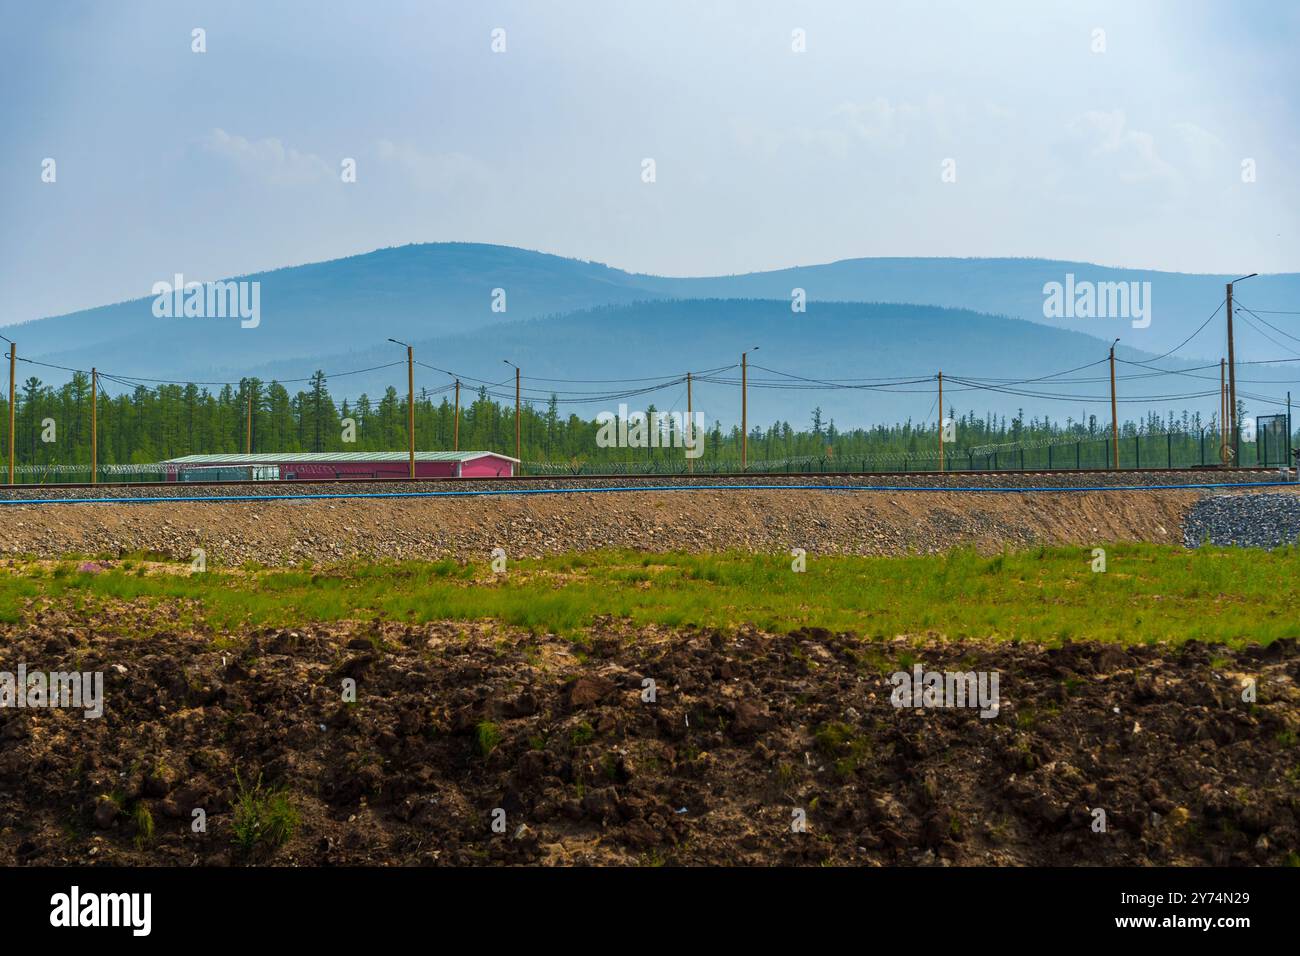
0;486;1209;566
2;479;1297;566
1184;493;1300;549
0;468;1288;502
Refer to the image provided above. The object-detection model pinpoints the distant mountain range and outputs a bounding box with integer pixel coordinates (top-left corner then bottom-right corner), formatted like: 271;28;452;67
7;243;1298;427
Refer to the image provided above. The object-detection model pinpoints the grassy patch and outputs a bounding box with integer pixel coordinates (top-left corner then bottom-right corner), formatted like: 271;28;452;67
132;803;155;850
231;773;299;856
0;544;1295;647
475;721;503;758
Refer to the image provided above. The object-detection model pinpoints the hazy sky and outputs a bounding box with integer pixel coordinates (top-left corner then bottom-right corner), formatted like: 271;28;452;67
2;0;1297;324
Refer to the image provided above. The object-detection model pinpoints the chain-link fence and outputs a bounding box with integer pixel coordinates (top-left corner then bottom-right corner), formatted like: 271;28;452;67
525;426;1295;476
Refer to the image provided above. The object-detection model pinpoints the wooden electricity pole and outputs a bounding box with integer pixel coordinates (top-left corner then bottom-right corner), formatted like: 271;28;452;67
387;338;417;478
686;371;693;475
1225;275;1257;467
1220;358;1230;467
245;387;252;454
453;379;461;452
937;371;944;473
1226;282;1237;461
406;345;415;479
6;338;14;485
90;367;97;485
514;365;521;463
1108;340;1119;469
739;347;760;471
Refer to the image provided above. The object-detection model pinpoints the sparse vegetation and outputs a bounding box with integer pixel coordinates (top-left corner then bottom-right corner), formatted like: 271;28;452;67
231;773;299;856
475;721;503;758
1;543;1297;647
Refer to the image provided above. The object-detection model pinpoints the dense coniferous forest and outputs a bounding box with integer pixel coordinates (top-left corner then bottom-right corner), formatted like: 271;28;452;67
1;370;1289;478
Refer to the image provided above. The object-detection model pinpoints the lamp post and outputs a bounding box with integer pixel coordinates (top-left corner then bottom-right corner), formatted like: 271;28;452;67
388;338;415;479
503;360;521;463
1225;273;1258;466
741;346;759;470
1;334;14;485
1108;339;1120;470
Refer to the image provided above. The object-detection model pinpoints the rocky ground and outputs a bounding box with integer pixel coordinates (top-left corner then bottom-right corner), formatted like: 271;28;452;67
0;486;1257;566
0;604;1295;866
1185;493;1300;550
0;468;1286;502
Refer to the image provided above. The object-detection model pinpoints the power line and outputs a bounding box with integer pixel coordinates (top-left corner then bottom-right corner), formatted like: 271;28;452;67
1127;299;1224;366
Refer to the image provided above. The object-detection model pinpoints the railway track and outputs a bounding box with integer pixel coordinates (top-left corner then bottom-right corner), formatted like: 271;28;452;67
0;467;1292;505
0;464;1283;493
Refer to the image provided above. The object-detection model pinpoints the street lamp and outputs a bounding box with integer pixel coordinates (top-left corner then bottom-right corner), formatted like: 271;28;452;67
741;346;759;470
1108;338;1120;469
504;360;521;462
388;338;415;478
1225;273;1258;463
0;334;13;485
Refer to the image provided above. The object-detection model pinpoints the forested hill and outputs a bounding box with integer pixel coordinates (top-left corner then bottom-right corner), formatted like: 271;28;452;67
8;243;1299;382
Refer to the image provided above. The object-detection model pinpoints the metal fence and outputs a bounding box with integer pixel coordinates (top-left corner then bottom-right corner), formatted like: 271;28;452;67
3;426;1295;484
525;426;1296;476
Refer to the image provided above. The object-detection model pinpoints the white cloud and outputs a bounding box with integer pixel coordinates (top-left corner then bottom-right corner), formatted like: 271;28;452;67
200;129;334;187
832;97;916;149
374;140;492;192
1171;121;1225;178
1064;110;1178;184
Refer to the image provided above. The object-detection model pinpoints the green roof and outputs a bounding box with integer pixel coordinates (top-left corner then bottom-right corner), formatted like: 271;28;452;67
164;451;519;465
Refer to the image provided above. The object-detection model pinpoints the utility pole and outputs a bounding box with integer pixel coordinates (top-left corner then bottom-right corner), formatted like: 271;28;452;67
90;367;97;485
937;371;944;473
1226;274;1257;467
686;371;693;475
740;347;757;470
741;352;748;470
1220;358;1230;467
407;347;415;477
245;386;252;454
4;336;14;485
387;339;416;478
1108;339;1119;469
453;379;461;452
503;360;521;463
1226;283;1237;460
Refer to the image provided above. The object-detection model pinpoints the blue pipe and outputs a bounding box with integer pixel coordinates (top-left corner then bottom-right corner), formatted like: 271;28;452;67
0;480;1296;506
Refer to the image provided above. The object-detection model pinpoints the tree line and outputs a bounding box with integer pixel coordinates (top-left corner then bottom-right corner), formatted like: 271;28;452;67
0;370;1287;476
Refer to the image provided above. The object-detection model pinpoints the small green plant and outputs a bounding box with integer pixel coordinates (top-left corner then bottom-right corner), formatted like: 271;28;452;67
600;753;619;780
813;721;870;777
132;803;154;849
775;762;797;789
475;721;502;758
231;772;299;855
570;722;595;746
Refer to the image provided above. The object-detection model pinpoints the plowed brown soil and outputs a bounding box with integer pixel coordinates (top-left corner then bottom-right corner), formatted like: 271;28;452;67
2;600;1296;866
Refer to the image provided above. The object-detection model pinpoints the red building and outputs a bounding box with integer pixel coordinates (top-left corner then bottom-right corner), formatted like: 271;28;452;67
162;451;518;482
